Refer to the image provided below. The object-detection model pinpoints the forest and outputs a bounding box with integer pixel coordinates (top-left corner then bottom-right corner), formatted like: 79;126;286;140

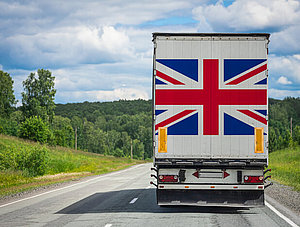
54;99;152;159
0;69;300;160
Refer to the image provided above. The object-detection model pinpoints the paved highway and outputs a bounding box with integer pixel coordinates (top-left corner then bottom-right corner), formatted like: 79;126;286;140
0;163;297;227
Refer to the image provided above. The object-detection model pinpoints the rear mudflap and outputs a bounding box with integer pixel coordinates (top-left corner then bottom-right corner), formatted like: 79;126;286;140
157;189;264;207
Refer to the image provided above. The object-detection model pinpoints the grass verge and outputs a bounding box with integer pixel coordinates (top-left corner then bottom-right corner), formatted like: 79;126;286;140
0;134;146;198
269;145;300;191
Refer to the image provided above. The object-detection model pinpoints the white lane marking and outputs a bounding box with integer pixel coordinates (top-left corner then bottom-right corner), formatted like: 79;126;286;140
0;164;146;208
129;198;138;204
265;201;298;227
104;224;112;227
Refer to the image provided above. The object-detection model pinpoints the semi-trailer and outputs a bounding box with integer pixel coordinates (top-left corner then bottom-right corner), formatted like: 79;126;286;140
151;33;271;206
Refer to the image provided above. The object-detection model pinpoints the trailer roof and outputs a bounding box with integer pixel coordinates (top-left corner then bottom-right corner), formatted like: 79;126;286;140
153;33;270;39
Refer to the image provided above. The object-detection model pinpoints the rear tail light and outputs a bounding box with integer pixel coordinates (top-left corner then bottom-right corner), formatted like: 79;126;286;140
244;175;264;183
158;175;178;182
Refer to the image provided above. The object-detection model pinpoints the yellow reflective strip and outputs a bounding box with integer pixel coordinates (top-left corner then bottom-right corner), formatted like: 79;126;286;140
255;127;264;153
158;127;167;153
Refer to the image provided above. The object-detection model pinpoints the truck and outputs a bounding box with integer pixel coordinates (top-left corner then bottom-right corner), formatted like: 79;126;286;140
150;33;272;207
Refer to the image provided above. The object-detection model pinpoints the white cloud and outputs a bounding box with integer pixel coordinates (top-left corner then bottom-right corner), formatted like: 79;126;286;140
277;76;292;85
270;24;300;54
57;88;149;103
294;54;300;61
193;0;300;31
269;88;300;99
51;56;152;103
269;54;300;84
0;64;2;70
3;25;136;69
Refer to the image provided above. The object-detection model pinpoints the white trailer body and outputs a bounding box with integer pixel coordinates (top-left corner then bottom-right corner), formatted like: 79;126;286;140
152;33;270;207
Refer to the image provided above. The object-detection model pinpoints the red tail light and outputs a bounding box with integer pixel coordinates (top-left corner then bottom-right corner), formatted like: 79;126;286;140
158;175;178;182
244;175;264;183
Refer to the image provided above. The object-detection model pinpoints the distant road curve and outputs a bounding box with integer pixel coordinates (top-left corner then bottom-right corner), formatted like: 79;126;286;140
0;163;298;227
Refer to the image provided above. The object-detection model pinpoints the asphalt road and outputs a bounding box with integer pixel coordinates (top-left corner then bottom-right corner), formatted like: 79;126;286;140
0;163;296;227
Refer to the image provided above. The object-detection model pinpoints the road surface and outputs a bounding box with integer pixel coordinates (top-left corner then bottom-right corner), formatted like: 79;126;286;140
0;163;297;227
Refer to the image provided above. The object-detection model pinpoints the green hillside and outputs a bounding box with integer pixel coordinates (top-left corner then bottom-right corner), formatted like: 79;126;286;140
0;134;144;198
269;146;300;191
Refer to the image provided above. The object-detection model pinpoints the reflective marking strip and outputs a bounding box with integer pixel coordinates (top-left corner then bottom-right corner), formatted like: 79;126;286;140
265;201;298;227
158;127;167;153
129;198;138;204
158;184;264;190
105;224;112;227
255;127;264;153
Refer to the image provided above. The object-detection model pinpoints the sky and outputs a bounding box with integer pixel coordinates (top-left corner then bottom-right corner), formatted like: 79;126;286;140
0;0;299;105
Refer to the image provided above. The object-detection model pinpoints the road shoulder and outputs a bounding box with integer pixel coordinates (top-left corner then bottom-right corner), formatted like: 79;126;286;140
265;181;300;226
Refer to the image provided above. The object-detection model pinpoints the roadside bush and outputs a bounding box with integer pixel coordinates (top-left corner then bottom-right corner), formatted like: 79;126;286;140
0;144;48;176
0;117;19;136
113;148;123;157
18;116;50;143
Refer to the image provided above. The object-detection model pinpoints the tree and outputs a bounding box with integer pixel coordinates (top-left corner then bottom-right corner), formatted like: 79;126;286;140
132;139;144;159
0;71;17;117
51;116;74;147
71;116;83;149
18;116;51;143
21;69;56;122
293;125;300;145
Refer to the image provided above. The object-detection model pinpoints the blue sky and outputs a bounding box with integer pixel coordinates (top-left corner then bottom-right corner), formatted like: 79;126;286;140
0;0;299;104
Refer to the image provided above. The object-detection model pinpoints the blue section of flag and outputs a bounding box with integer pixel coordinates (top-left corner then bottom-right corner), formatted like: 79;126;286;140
224;113;254;135
224;59;266;82
156;59;198;82
255;78;267;85
155;78;167;85
255;110;267;116
155;110;166;116
168;113;198;135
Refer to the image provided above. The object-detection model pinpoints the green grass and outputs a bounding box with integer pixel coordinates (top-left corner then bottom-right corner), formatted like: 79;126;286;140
0;134;145;197
269;146;300;191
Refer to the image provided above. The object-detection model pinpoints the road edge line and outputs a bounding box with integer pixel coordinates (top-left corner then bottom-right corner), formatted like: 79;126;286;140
265;201;298;227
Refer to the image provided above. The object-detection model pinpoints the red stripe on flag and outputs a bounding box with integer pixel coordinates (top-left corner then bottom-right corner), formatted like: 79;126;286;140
218;90;267;105
238;110;267;125
156;89;207;105
155;109;196;131
226;64;267;85
155;89;267;106
203;59;219;135
156;70;185;85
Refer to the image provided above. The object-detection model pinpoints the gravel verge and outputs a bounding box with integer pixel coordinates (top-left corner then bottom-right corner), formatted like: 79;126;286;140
265;180;300;225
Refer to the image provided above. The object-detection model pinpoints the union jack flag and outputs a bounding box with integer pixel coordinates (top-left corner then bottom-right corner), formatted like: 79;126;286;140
155;59;268;136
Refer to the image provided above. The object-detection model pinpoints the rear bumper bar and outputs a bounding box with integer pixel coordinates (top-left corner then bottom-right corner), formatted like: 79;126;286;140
157;189;264;207
155;158;267;168
158;184;264;190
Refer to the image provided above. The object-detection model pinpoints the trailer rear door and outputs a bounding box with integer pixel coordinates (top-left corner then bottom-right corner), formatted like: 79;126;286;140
153;34;269;161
